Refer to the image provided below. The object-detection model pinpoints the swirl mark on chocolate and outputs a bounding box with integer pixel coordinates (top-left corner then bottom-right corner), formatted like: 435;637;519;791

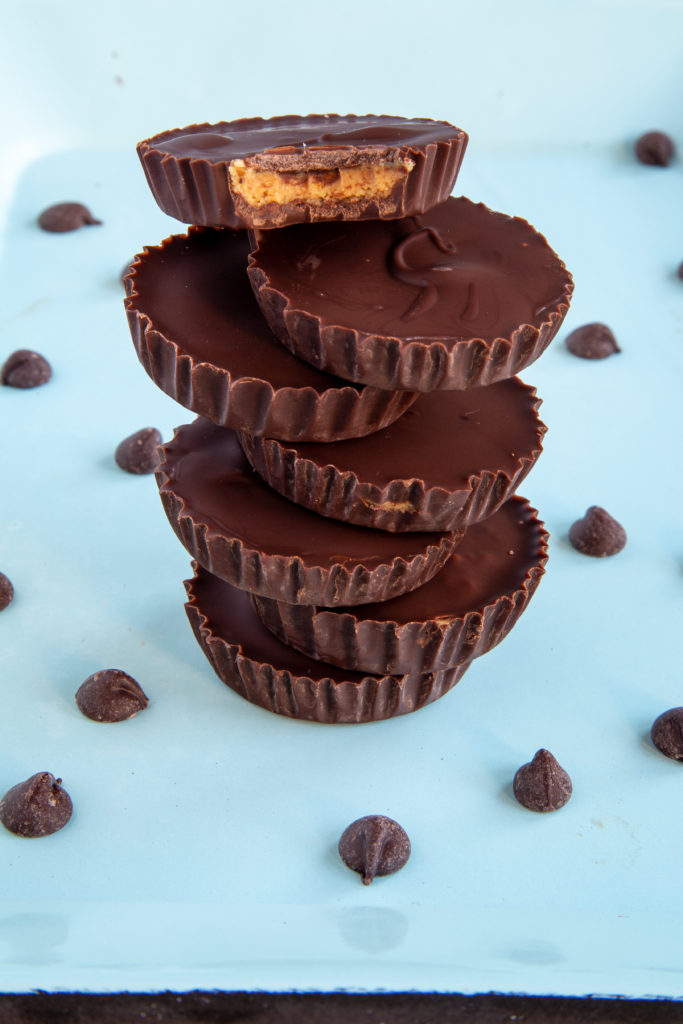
390;226;457;321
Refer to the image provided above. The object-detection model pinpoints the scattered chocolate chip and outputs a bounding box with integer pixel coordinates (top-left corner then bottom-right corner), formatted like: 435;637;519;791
114;427;162;474
569;506;627;557
338;815;411;884
0;573;13;611
677;262;683;281
565;323;620;360
513;749;572;813
651;708;683;761
75;669;149;723
37;202;102;233
634;131;675;167
1;349;52;389
0;772;73;837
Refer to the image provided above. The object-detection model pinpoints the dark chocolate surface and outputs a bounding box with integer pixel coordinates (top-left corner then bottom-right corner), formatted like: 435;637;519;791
162;420;451;567
126;228;415;439
338;815;411;884
513;749;573;812
75;669;149;723
159;420;456;606
270;380;542;487
142;115;463;163
249;197;572;345
336;496;544;624
128;229;351;393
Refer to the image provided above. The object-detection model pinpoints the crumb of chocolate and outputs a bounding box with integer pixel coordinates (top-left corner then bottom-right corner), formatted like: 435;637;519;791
115;427;162;474
565;323;620;360
634;131;675;167
651;708;683;761
569;506;627;557
0;772;73;837
37;202;102;232
1;349;52;388
338;815;411;884
75;669;149;723
513;749;572;812
0;573;13;611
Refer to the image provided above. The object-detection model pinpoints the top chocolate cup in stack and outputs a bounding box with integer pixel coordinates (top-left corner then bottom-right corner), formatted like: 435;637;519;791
248;196;574;391
137;114;468;230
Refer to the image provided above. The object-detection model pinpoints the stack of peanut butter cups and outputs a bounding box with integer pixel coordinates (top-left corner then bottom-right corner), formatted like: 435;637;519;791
125;114;572;724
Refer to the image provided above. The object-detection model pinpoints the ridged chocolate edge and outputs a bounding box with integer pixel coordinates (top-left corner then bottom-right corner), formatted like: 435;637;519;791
184;569;472;724
247;239;574;394
156;432;459;607
252;500;550;674
238;389;546;532
123;241;416;442
137;117;467;229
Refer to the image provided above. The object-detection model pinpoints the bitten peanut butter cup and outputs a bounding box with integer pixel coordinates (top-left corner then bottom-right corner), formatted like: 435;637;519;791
253;497;548;675
137;115;467;229
184;563;472;724
248;197;573;391
157;420;460;607
124;228;415;441
239;379;545;533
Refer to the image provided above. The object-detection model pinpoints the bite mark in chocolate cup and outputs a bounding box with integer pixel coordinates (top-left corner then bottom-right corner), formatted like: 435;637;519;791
125;228;415;441
253;496;548;675
239;379;545;533
184;564;473;724
248;197;573;392
137;115;468;230
158;420;459;607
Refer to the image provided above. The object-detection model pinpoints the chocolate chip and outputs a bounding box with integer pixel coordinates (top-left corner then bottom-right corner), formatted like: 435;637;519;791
114;427;162;474
0;573;13;611
569;506;627;557
75;669;149;723
634;131;675;167
37;202;102;233
338;815;411;884
513;749;572;812
677;262;683;281
1;349;52;388
651;708;683;761
0;772;73;837
565;323;620;360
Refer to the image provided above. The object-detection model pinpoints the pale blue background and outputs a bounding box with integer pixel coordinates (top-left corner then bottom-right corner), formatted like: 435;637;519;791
1;0;682;999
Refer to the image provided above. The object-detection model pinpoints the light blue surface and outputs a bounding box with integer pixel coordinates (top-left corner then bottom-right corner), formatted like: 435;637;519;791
1;0;683;998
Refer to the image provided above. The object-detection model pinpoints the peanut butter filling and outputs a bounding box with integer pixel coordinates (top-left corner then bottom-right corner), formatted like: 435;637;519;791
228;160;413;208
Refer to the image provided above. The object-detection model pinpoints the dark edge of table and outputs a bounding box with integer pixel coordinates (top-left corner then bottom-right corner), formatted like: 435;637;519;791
1;991;682;1023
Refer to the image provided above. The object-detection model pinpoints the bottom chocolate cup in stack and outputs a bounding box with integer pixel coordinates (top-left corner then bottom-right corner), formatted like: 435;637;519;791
253;497;549;675
185;564;473;724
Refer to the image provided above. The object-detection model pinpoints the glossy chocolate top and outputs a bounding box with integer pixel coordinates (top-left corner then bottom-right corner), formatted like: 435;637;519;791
249;197;573;344
336;497;545;624
284;379;543;490
160;419;451;567
128;228;356;393
141;115;463;162
189;566;392;685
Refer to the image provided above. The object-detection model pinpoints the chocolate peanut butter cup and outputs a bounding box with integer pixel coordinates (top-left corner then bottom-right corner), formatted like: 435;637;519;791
184;564;472;724
124;228;413;440
158;420;460;607
253;497;548;675
239;379;545;532
248;197;573;391
137;115;467;230
124;228;414;442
